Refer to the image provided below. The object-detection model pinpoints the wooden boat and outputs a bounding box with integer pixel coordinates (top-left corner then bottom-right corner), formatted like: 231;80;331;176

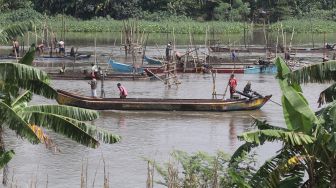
209;46;274;53
210;46;334;54
48;72;150;80
108;59;144;73
144;56;162;65
56;89;271;111
145;66;244;74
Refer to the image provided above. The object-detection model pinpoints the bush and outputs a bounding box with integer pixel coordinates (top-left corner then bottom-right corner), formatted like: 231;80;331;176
0;8;43;26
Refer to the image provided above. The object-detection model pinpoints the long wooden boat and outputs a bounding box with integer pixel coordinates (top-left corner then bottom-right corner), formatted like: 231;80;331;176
210;46;334;54
144;56;162;65
56;90;271;111
209;46;274;53
108;59;144;73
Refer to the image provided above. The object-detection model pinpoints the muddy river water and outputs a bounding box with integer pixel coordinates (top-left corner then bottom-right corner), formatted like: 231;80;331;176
4;72;328;187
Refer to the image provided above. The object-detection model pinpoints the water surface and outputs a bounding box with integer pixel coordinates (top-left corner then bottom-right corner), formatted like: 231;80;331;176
4;73;328;187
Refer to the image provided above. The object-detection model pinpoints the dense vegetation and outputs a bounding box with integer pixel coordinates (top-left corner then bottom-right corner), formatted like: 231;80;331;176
2;0;335;22
1;0;336;34
1;0;336;22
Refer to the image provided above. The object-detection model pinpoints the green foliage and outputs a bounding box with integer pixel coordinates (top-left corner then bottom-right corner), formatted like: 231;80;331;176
276;57;319;133
0;8;42;25
231;57;336;187
148;150;255;187
0;43;121;170
0;150;14;169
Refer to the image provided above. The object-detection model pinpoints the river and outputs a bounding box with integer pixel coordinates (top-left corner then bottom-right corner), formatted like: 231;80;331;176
4;72;329;187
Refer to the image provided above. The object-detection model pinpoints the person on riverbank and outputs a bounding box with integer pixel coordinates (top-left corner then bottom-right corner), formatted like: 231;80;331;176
58;40;65;56
88;77;97;98
12;38;19;56
228;74;237;99
117;83;128;99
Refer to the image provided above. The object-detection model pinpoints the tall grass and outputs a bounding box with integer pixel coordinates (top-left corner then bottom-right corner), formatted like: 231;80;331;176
47;17;246;34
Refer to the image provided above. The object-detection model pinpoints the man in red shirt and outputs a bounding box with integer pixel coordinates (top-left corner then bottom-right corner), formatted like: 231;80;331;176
117;83;128;99
228;74;237;99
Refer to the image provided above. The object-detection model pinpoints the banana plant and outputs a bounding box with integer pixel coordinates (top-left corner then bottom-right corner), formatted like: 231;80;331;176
230;57;336;187
0;44;120;184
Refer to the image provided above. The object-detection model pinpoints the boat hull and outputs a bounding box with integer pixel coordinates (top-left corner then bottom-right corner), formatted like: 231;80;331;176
108;59;144;73
56;90;271;112
144;56;162;65
244;65;277;74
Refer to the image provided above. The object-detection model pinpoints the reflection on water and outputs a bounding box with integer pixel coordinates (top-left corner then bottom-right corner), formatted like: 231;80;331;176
5;74;329;187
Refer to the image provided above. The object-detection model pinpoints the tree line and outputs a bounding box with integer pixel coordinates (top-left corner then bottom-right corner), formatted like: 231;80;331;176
1;0;336;22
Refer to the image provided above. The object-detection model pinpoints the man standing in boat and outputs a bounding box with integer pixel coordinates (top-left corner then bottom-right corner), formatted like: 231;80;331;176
117;83;128;99
229;74;237;99
88;77;97;98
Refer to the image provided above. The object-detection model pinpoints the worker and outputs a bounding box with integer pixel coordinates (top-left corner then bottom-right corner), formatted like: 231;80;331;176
165;41;172;60
91;63;98;78
58;39;65;56
228;74;237;99
36;43;44;55
12;38;19;56
117;83;128;99
88;77;97;98
231;51;237;61
243;81;252;94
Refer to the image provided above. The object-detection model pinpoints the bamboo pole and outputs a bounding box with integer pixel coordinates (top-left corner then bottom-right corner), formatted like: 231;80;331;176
27;32;30;47
323;32;326;58
211;72;217;99
276;26;279;57
289;27;295;51
35;25;37;45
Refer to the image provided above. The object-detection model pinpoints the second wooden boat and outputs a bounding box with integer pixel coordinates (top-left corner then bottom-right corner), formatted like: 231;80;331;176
108;59;144;73
144;56;163;65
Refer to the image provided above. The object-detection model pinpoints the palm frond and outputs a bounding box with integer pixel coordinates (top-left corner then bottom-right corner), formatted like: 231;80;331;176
22;105;99;121
18;80;56;99
20;110;120;148
0;62;50;83
0;150;15;169
317;83;336;106
252;118;288;131
275;57;292;80
0;101;40;144
229;142;256;165
239;129;315;146
230;119;289;165
290;61;336;84
0;21;33;43
11;90;32;108
19;44;36;65
275;57;319;133
250;148;304;188
0;63;57;99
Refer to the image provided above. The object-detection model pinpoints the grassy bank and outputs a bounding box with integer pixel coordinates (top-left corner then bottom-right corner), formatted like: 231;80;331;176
32;17;336;35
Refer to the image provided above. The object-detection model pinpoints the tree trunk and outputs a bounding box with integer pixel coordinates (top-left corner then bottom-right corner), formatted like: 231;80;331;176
330;157;336;188
0;126;8;185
